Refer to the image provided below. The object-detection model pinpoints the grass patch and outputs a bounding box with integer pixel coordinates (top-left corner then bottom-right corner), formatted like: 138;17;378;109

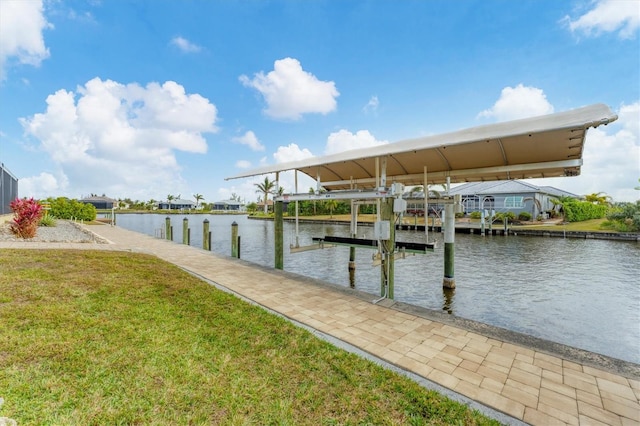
0;250;500;425
513;218;612;232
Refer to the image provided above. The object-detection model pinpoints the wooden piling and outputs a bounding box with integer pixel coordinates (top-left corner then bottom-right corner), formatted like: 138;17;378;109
380;198;395;299
165;217;171;241
203;219;210;250
231;221;239;258
443;202;455;289
275;200;283;270
182;218;188;245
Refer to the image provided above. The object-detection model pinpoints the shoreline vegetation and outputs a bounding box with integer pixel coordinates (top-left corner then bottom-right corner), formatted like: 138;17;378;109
0;250;500;425
102;211;639;238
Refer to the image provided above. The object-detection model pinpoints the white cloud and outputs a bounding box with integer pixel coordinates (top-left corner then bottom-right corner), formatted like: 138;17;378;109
363;95;379;114
239;57;339;120
273;143;314;163
0;0;52;80
564;0;640;39
20;77;218;199
325;129;388;155
235;160;252;169
528;102;639;202
232;130;265;151
19;171;68;199
170;36;202;53
477;84;554;121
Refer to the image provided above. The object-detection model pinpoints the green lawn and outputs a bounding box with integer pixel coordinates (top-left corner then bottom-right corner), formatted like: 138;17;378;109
511;218;610;232
0;250;500;425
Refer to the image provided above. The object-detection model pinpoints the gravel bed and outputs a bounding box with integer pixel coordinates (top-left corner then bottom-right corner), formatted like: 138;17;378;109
0;220;107;243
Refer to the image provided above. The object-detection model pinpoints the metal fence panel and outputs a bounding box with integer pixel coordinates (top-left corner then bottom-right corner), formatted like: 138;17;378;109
1;163;19;215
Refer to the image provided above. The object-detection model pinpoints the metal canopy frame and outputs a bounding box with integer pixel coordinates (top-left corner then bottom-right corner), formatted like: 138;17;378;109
226;104;618;191
225;103;618;299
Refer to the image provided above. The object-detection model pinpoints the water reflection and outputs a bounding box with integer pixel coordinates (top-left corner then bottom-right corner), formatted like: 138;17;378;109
442;288;455;314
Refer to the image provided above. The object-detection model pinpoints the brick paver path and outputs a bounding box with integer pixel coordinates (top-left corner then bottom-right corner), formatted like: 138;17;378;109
2;223;638;425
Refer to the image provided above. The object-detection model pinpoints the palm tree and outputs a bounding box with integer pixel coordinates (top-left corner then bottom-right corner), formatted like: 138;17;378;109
255;176;276;214
193;193;204;209
309;187;317;215
550;195;575;219
411;185;423;196
166;194;175;210
324;199;338;218
585;192;612;206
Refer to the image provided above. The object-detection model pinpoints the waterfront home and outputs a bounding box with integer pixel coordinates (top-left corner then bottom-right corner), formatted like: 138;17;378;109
157;198;196;210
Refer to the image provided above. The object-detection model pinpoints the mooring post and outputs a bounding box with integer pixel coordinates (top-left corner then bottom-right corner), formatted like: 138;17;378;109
481;210;486;236
231;221;239;258
165;217;171;241
349;200;357;274
203;219;210;250
380;198;395;299
443;178;455;289
182;217;188;245
275;200;284;270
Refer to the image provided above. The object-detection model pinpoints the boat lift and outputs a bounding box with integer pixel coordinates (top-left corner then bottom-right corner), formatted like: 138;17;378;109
226;104;618;302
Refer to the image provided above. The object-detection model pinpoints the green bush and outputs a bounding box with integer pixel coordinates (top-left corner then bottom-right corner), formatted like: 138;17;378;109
563;200;608;222
518;212;532;221
469;211;482;219
604;201;640;232
493;212;516;223
455;212;464;218
46;197;97;221
39;215;57;227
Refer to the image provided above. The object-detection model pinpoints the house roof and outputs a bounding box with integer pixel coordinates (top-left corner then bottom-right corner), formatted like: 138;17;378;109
80;196;117;203
448;180;578;197
163;199;195;205
226;104;617;190
213;199;243;205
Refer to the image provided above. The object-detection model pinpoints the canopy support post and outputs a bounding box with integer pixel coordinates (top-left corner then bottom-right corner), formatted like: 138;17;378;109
275;172;283;270
424;166;428;241
349;177;357;287
443;176;455;288
294;170;299;248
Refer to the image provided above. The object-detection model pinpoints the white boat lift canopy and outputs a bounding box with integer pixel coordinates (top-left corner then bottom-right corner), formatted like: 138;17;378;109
225;103;618;295
226;104;617;190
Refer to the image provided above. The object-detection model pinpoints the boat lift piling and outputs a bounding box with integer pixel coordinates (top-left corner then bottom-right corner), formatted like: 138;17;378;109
228;104;618;303
273;156;442;301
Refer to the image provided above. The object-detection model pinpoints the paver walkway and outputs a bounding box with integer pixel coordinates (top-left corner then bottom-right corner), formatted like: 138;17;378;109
2;223;638;425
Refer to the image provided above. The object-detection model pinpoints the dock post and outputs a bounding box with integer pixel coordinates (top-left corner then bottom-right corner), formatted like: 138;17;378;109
275;200;283;270
349;200;357;276
182;218;188;245
203;219;210;250
380;198;395;299
443;178;455;289
231;221;239;258
165;217;171;241
481;211;486;236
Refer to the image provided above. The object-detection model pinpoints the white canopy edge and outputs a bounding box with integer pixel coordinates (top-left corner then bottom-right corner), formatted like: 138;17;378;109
225;103;617;184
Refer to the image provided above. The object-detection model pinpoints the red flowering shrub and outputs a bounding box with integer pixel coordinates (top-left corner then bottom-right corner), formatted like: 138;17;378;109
9;197;43;239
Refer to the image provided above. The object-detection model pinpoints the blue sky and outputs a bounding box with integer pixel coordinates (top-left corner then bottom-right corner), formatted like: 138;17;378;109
1;0;638;204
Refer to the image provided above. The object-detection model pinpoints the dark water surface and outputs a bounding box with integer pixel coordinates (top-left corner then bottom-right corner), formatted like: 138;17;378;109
115;213;640;364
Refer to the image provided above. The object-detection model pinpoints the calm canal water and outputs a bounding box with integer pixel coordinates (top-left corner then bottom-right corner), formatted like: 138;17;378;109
115;213;640;364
